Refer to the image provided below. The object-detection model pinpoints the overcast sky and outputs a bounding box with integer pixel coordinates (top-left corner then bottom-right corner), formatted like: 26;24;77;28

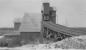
0;0;86;27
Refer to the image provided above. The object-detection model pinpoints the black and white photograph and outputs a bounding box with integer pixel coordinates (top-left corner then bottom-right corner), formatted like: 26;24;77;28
0;0;86;50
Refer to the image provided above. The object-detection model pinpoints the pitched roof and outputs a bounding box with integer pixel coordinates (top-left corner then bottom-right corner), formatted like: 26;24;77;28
19;13;41;32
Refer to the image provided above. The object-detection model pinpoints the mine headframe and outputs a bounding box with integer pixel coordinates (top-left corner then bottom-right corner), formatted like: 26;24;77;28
41;2;56;24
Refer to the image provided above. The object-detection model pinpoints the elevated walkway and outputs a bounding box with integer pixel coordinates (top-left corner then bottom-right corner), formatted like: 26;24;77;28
42;21;86;36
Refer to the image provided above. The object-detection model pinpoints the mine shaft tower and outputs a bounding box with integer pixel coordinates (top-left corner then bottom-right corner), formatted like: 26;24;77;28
41;2;74;42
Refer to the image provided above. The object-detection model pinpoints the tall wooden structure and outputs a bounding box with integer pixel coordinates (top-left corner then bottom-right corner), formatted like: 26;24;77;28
41;2;86;42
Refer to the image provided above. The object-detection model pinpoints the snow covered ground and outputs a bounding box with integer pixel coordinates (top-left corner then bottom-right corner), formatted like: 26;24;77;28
0;35;86;50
